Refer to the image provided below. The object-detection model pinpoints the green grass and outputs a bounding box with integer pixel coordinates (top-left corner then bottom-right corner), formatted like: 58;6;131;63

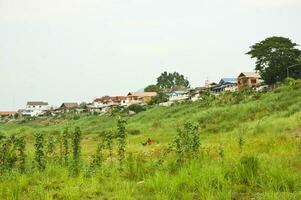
1;82;301;199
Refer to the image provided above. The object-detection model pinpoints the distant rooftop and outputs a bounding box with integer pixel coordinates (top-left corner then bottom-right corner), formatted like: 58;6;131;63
27;101;48;106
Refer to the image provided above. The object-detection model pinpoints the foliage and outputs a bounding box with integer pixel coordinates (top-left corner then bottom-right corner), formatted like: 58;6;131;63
71;127;81;176
127;104;145;113
34;132;46;171
80;102;87;109
147;91;169;105
1;83;301;199
157;71;190;90
15;136;26;173
174;122;200;164
103;130;115;161
46;135;56;162
116;118;127;171
247;36;301;84
144;84;160;92
61;128;70;166
88;135;105;175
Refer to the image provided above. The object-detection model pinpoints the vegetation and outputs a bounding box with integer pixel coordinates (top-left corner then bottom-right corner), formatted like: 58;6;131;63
157;71;190;90
247;36;301;84
1;80;301;199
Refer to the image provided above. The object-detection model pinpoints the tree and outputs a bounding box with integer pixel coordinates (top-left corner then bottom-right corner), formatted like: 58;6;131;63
148;92;169;105
247;36;301;84
80;102;87;109
157;72;190;90
144;84;160;92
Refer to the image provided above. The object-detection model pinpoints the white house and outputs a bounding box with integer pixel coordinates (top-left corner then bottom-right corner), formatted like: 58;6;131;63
168;91;190;102
20;101;49;117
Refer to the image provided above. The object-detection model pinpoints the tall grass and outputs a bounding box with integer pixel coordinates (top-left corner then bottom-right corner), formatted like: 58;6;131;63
0;82;301;199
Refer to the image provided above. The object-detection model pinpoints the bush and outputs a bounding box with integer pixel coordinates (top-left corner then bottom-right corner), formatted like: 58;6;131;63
128;129;141;135
127;104;146;113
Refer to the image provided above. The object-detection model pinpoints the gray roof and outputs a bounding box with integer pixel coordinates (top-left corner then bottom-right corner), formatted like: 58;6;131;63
60;103;79;109
27;101;48;106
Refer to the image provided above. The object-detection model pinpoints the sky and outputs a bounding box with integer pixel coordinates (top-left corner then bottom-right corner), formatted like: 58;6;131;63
0;0;301;110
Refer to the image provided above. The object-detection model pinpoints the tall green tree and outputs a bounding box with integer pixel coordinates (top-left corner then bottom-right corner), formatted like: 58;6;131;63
247;36;301;84
144;84;160;92
157;72;190;90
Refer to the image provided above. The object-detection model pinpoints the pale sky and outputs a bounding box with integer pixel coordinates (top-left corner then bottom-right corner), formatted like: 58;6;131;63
1;0;300;110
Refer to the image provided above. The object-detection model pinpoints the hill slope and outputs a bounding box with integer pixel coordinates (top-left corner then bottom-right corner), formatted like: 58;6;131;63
1;82;301;199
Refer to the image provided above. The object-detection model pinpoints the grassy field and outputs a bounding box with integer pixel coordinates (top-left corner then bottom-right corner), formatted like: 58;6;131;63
1;81;301;199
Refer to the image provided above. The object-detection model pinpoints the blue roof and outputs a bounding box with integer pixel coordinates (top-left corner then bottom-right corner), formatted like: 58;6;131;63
219;78;237;84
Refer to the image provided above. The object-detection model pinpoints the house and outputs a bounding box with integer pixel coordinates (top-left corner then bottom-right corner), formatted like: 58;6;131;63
0;111;17;118
59;103;79;111
20;101;49;117
237;72;263;91
88;96;127;113
126;92;157;105
212;78;238;93
205;80;217;89
92;96;127;108
168;90;190;102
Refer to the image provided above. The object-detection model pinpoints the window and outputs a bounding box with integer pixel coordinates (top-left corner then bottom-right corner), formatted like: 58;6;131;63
251;79;256;84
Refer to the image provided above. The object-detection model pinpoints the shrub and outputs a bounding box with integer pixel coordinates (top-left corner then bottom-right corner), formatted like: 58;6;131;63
128;129;141;135
34;133;46;171
174;122;200;164
71;127;81;176
127;104;146;113
116;118;127;171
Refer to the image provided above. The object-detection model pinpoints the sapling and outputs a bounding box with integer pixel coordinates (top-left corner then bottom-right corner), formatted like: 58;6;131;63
174;122;200;164
16;136;26;173
71;127;81;176
116;117;127;171
34;132;46;171
62;128;70;166
46;135;56;163
89;136;105;172
104;129;115;162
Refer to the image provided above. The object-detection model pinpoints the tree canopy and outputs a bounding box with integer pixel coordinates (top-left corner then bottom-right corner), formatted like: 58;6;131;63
144;84;160;93
247;36;301;84
156;72;190;90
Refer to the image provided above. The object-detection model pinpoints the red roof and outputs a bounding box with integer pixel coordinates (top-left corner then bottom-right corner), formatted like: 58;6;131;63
94;96;126;103
0;111;17;116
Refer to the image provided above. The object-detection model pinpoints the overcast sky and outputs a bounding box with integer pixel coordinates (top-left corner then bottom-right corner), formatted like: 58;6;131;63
1;0;300;110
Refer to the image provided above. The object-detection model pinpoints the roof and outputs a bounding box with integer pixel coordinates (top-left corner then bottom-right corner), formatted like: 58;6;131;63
0;111;17;116
94;96;126;103
127;92;157;97
170;90;188;94
27;101;48;106
60;103;79;109
220;78;237;84
239;72;261;78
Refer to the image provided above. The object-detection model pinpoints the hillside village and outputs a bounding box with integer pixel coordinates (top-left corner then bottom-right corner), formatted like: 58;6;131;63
0;71;265;119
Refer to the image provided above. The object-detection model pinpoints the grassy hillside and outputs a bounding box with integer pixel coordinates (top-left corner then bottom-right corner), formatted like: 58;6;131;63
1;81;301;199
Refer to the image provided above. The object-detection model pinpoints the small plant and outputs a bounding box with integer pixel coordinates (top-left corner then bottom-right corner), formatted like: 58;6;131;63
71;127;81;176
103;129;115;162
116;117;127;171
34;132;46;171
174;122;200;164
61;128;70;166
88;136;105;175
15;136;26;173
46;135;56;163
